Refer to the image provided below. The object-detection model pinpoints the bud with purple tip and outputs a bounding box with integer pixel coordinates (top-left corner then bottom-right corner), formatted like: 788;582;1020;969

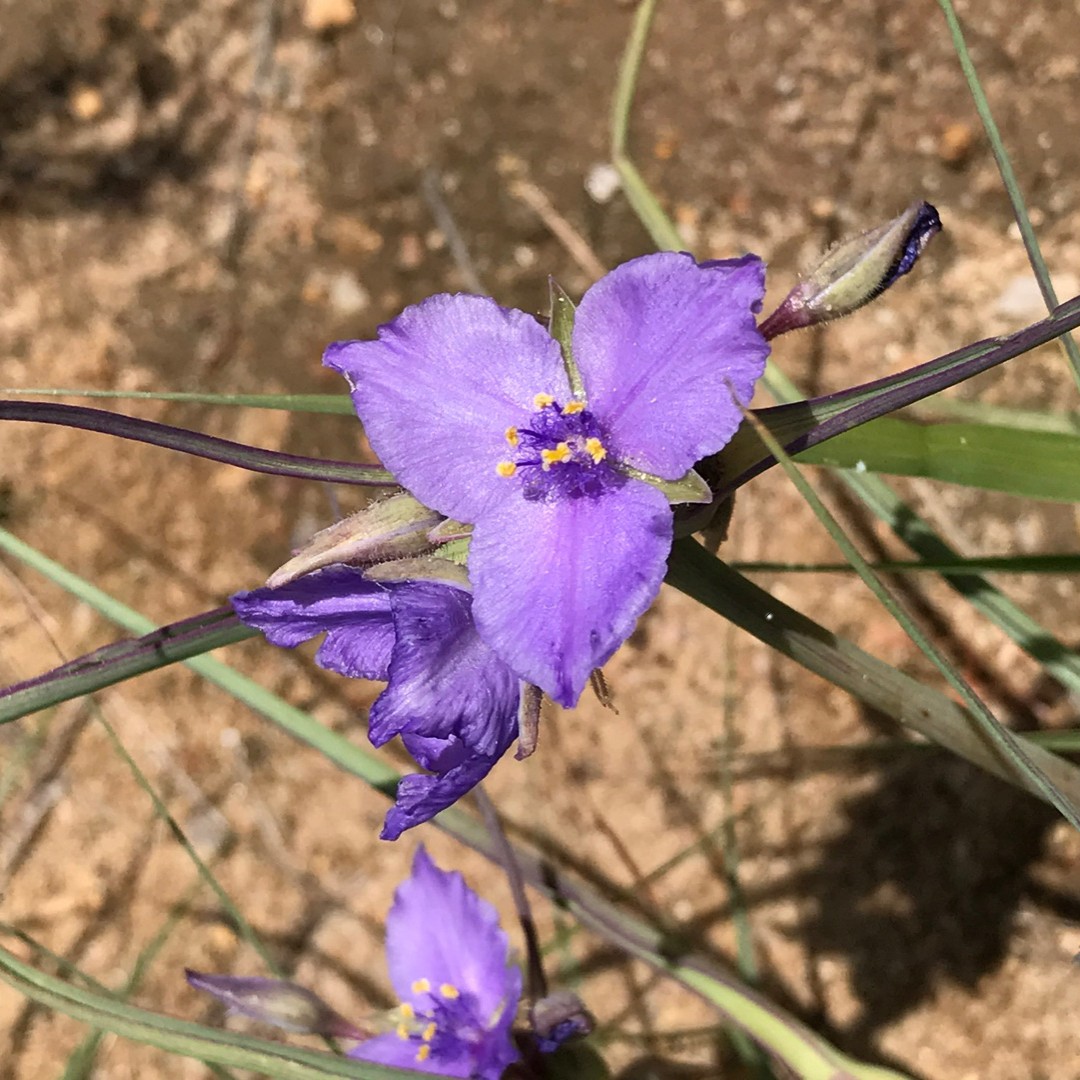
760;201;942;340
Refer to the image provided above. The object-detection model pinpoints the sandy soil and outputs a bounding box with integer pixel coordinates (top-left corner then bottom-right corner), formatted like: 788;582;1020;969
2;2;1080;1077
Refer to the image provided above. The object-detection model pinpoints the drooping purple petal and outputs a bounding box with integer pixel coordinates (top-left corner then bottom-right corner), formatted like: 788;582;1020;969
349;1033;471;1077
469;480;672;707
572;251;769;478
231;566;394;680
367;582;521;758
382;729;517;841
325;295;567;523
386;848;521;1027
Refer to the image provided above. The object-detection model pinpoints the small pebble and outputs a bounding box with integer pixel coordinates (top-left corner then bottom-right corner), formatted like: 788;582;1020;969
584;163;621;205
69;85;104;121
938;121;975;166
302;0;356;32
328;271;370;316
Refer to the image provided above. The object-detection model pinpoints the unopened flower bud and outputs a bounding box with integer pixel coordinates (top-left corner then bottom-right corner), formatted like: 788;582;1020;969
184;969;366;1039
760;201;941;339
530;989;595;1053
266;493;442;587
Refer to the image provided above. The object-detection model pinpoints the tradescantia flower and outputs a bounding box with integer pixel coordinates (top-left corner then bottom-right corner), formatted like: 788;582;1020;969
186;847;524;1079
351;846;522;1077
325;252;769;707
231;564;522;840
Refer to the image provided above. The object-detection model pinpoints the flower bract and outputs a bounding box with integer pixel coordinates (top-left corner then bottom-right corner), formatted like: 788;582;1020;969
231;566;522;839
325;251;768;706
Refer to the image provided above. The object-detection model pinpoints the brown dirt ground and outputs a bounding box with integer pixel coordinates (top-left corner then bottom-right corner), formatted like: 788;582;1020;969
2;1;1080;1077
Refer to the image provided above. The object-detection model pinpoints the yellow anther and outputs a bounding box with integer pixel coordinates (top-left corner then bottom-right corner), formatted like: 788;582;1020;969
411;978;431;995
540;443;571;470
439;983;460;1000
505;426;520;447
562;400;585;415
417;1045;432;1063
396;1022;410;1040
533;392;555;408
422;1022;437;1042
496;461;518;478
399;1002;415;1019
585;437;607;464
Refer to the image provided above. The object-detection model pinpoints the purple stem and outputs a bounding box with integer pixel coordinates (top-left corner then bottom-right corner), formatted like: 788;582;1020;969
0;401;395;488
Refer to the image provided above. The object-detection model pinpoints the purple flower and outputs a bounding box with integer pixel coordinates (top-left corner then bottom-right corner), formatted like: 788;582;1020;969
185;847;523;1079
350;846;522;1078
325;252;768;706
231;565;521;840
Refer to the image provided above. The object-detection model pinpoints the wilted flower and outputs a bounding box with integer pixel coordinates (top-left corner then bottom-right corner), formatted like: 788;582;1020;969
186;848;524;1079
231;565;522;840
760;201;941;339
325;251;768;707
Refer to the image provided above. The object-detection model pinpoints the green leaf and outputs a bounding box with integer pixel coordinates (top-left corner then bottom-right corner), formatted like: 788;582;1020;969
0;944;428;1079
0;388;355;413
666;538;1080;814
796;415;1080;502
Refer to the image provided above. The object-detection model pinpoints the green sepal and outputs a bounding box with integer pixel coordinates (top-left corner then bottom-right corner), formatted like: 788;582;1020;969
364;555;470;587
619;463;712;505
548;278;585;400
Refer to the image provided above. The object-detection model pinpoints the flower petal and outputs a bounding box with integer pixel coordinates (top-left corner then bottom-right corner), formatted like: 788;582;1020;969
368;582;521;758
349;1033;471;1077
386;847;521;1028
572;251;769;477
231;566;394;680
380;743;510;841
325;294;567;523
469;480;672;707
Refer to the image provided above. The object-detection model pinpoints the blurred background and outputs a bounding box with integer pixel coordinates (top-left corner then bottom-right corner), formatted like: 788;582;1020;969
2;1;1080;1076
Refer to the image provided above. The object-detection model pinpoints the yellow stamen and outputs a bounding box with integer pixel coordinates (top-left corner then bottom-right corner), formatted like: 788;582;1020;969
417;1045;432;1063
440;983;461;1000
562;400;585;415
396;1022;410;1040
533;392;555;408
399;1002;415;1019
505;426;519;447
422;1022;437;1042
411;978;431;995
496;461;517;478
585;437;607;463
540;443;571;470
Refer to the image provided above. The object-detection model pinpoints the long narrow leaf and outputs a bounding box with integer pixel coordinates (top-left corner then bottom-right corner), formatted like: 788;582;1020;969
0;401;394;487
795;415;1080;502
0;945;425;1079
740;409;1080;828
666;538;1080;811
0;388;354;414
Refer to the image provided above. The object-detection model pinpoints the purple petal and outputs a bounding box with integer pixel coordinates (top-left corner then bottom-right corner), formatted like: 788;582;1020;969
368;582;521;758
381;731;517;841
469;481;672;707
349;1033;471;1077
572;251;769;477
386;847;521;1026
231;566;394;680
325;295;567;523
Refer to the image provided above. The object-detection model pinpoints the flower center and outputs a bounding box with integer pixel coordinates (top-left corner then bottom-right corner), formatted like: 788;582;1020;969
497;394;620;501
393;978;498;1066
